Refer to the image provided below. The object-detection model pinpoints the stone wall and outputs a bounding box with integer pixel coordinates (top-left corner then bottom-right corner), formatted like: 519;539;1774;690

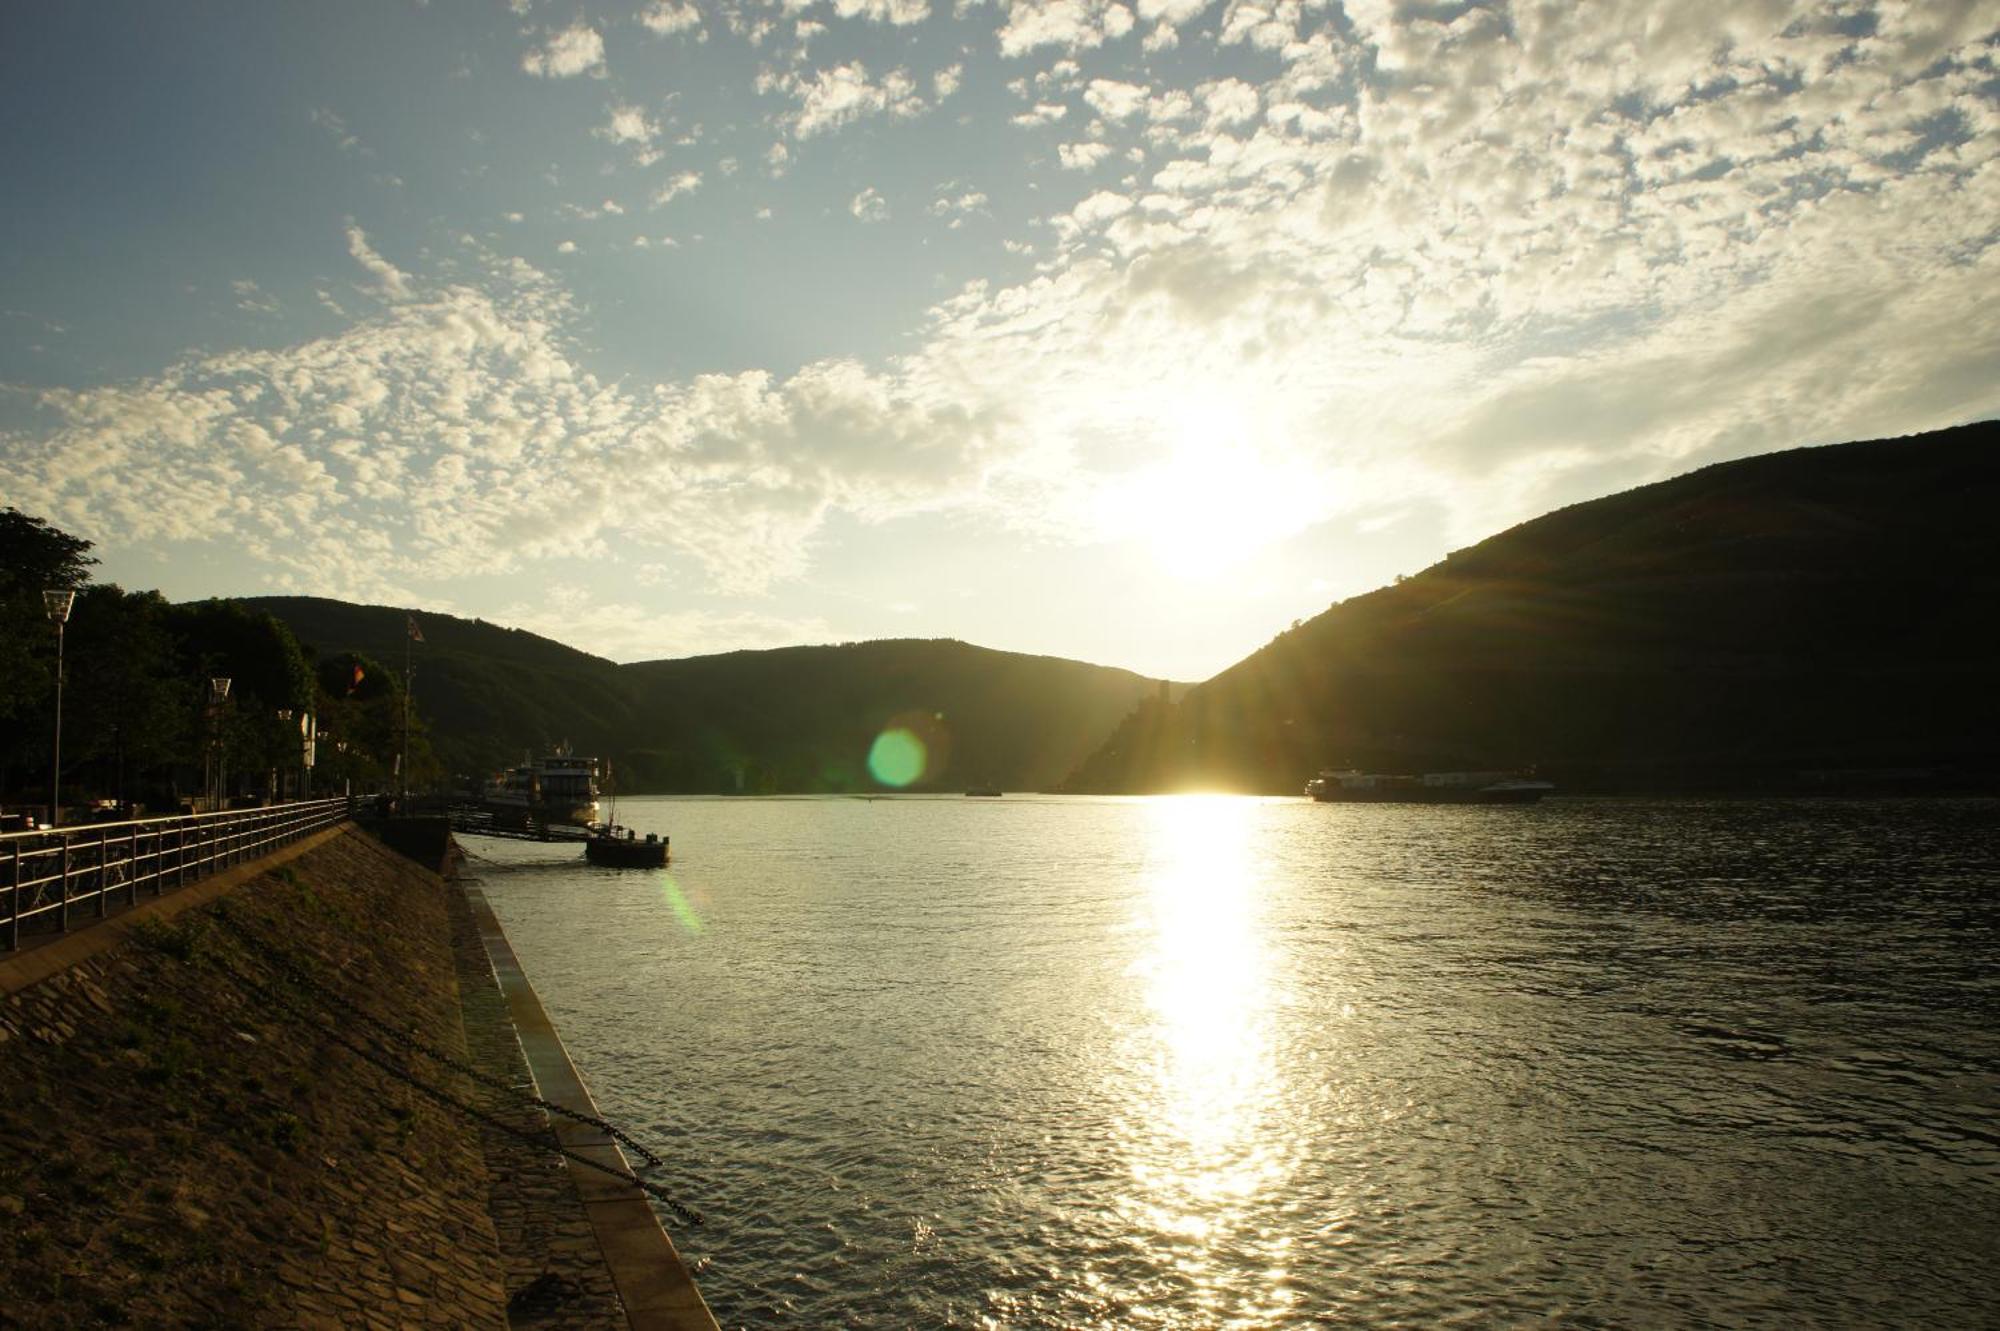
0;828;515;1329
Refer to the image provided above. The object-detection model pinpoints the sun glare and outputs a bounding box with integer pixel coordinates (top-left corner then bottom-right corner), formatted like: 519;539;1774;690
1107;798;1292;1277
1093;386;1325;582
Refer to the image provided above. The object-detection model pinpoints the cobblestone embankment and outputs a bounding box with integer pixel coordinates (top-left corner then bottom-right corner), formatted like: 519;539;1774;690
0;824;635;1329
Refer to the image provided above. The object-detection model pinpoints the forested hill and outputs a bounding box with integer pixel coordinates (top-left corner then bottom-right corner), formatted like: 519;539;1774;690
617;640;1168;793
237;597;1166;793
1061;421;2000;794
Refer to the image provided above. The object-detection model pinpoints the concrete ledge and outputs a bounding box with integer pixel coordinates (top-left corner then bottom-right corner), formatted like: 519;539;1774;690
0;822;352;998
464;885;720;1331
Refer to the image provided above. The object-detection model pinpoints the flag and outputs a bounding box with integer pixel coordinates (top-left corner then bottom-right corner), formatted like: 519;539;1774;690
347;663;364;696
407;615;425;643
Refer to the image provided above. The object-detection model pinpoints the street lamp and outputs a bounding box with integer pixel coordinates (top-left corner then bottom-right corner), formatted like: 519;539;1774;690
207;676;231;810
43;589;74;828
277;708;293;802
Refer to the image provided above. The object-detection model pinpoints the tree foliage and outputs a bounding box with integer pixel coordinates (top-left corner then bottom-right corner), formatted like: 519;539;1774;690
0;508;99;736
0;513;437;812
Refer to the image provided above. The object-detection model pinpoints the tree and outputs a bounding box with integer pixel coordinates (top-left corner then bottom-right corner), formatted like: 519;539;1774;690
162;601;316;804
311;652;439;794
0;507;96;597
0;509;99;793
62;587;189;807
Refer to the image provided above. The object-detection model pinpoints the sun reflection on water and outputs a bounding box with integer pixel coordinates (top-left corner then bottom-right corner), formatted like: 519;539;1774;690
1107;795;1298;1325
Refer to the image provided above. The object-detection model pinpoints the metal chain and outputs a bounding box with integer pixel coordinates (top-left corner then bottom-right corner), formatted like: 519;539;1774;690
207;906;678;1176
184;908;705;1227
201;944;706;1225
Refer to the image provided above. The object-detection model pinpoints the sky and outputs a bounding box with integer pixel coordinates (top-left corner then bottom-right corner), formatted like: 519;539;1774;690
1;1;1994;682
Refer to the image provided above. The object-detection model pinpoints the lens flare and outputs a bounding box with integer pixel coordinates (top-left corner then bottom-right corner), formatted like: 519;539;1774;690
867;727;928;787
658;872;703;934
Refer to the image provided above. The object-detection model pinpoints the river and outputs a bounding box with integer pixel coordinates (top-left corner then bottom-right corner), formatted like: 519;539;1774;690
468;795;2000;1328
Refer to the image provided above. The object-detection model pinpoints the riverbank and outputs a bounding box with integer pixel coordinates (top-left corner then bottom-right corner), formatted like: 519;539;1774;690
0;822;707;1329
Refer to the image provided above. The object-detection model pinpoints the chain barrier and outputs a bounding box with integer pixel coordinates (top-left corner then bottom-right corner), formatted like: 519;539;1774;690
168;907;705;1227
207;907;682;1179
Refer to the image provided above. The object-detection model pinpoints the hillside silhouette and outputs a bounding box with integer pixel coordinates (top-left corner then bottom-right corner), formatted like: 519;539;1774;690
1061;421;2000;793
236;597;1166;794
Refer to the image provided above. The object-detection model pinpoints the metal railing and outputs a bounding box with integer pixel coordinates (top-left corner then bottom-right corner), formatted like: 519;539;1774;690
2;798;351;951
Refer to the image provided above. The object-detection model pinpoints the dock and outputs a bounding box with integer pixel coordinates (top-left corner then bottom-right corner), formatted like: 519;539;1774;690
443;803;595;845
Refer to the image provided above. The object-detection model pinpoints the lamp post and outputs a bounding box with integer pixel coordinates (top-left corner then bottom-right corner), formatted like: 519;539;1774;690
277;708;293;802
207;676;231;810
43;589;74;828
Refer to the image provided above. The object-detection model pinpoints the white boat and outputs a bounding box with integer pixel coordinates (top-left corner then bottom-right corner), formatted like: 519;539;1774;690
483;749;602;825
1305;768;1555;804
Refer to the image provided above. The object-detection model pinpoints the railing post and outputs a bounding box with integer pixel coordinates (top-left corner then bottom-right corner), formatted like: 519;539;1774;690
130;823;142;906
6;841;18;951
96;826;109;918
57;838;70;934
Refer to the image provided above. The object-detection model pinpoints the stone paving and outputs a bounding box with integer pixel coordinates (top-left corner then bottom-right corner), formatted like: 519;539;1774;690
448;871;629;1328
0;826;637;1330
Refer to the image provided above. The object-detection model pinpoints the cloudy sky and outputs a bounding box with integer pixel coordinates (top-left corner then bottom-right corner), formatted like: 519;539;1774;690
2;2;1994;680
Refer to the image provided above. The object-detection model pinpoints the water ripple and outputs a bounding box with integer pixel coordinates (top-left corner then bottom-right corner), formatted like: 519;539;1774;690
477;795;2000;1328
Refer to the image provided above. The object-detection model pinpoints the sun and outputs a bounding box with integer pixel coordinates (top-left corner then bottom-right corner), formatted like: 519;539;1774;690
1092;385;1325;582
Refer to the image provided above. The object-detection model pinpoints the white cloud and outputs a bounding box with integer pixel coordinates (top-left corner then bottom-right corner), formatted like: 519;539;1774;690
0;243;1011;604
1057;141;1114;170
1011;102;1069;127
1215;0;1299;50
344;225;412;301
308;107;364;155
998;0;1138;56
653;171;704;205
556;240;578;253
761;61;927;138
638;0;702;36
1134;0;1210;23
1063;189;1134;231
1197;77;1259;129
934;63;964;100
1083;78;1148;120
833;0;931;23
595;103;659;150
851;186;890;222
521;23;606;78
8;0;1997;669
231;279;280;315
929;189;989;227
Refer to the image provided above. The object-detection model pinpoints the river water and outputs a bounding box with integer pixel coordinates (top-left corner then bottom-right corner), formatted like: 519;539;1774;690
468;795;2000;1328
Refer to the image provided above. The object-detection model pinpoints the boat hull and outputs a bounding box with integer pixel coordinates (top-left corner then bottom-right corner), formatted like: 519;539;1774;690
585;833;669;868
1307;785;1549;805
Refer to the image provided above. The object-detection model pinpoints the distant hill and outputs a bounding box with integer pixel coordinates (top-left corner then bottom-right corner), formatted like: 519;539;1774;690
618;640;1171;793
1061;421;2000;794
236;597;1167;793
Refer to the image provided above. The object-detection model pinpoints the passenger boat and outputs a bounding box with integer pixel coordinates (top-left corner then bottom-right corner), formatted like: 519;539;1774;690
1305;769;1555;804
483;749;601;825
